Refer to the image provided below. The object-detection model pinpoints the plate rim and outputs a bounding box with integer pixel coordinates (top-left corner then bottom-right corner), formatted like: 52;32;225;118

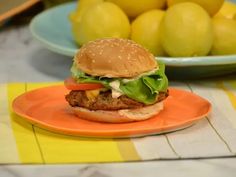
29;2;77;57
12;85;212;138
157;55;236;66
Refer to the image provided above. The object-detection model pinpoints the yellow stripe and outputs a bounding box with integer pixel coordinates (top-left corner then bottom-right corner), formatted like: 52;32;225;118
26;82;62;91
34;128;123;163
26;83;124;163
116;139;141;161
226;80;236;110
7;82;141;163
217;81;236;110
0;84;19;163
8;83;43;163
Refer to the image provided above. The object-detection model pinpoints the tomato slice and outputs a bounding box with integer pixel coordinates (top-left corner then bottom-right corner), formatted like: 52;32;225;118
64;77;104;90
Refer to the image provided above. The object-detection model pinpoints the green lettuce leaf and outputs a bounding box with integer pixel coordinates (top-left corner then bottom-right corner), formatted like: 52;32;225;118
71;61;168;105
119;77;158;104
119;62;168;104
71;63;113;87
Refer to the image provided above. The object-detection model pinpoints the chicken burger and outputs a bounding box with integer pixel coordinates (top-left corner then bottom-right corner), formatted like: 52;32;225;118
65;38;168;123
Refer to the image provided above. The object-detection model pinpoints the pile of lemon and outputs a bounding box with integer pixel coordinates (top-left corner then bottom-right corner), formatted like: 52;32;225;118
69;0;236;57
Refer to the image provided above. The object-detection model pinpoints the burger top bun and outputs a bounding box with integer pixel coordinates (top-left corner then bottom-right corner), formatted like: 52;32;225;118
74;38;158;78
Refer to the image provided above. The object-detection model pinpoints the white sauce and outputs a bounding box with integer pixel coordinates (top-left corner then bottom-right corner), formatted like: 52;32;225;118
112;90;123;98
108;68;158;98
109;80;123;98
122;68;158;83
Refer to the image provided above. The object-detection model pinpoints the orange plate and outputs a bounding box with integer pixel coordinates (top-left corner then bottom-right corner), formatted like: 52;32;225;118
12;85;211;138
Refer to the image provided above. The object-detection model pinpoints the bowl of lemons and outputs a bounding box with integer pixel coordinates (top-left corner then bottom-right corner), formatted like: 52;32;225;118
30;0;236;79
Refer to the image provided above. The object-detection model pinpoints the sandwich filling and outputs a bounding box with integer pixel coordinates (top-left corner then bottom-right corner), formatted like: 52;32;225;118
65;61;168;110
66;89;168;110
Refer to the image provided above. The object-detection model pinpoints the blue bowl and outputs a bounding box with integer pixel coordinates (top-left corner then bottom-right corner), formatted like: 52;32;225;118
30;1;236;79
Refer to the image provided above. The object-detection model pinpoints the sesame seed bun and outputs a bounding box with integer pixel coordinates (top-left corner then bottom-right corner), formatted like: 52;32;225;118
74;38;158;78
73;101;163;123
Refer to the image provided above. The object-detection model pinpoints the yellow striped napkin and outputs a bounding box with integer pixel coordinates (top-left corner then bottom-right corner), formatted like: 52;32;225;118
1;78;236;164
0;82;140;164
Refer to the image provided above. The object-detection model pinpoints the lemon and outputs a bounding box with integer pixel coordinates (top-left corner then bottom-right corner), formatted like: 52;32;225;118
160;2;213;57
167;0;224;16
107;0;166;18
69;0;103;22
215;1;236;19
69;0;104;45
71;2;130;46
211;17;236;55
131;10;165;56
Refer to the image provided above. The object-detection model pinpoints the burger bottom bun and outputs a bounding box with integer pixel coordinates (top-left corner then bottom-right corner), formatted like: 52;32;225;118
73;102;163;123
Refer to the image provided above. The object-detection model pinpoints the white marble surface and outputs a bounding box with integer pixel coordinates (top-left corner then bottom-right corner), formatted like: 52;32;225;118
0;158;236;177
0;25;72;83
0;25;236;177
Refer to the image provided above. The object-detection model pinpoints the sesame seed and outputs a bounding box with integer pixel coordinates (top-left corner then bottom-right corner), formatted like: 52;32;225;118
128;55;131;60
